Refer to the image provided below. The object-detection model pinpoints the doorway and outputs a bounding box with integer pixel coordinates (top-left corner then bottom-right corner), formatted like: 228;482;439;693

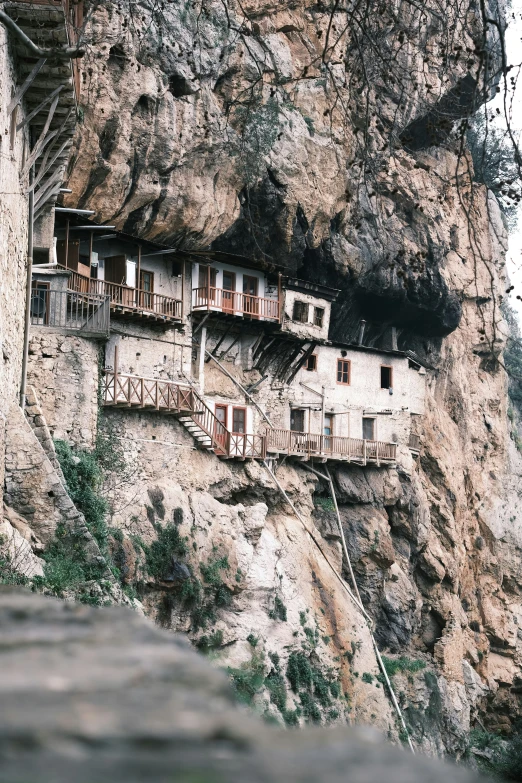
222;270;236;312
362;417;375;440
214;404;228;452
139;269;154;310
243;275;259;317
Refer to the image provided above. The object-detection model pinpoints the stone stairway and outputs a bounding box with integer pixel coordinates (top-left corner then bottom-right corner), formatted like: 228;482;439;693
177;415;215;452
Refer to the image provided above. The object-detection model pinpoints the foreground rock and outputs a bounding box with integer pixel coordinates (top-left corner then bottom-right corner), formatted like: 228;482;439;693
0;588;486;783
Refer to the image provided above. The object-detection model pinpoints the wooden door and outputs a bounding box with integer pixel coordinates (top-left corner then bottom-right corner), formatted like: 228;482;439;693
214;404;228;452
243;275;259;317
57;239;80;272
323;414;333;452
140;269;154;310
198;265;217;305
222;270;236;312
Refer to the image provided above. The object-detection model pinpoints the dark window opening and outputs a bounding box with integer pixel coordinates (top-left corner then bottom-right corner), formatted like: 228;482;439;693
293;301;309;323
306;354;317;371
232;407;246;434
290;409;305;432
314;307;324;327
337;359;350;385
362;417;375;440
381;365;393;389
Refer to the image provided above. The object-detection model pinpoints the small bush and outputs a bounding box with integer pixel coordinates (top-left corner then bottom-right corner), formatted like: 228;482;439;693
228;651;265;704
382;656;426;677
315;496;335;513
268;595;287;621
142;523;187;580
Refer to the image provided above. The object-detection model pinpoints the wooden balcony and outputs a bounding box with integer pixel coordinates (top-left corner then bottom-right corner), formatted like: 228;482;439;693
192;286;280;322
65;270;183;324
102;372;196;413
266;429;397;465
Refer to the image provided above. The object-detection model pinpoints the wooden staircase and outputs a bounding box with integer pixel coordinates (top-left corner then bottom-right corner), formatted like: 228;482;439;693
102;347;266;460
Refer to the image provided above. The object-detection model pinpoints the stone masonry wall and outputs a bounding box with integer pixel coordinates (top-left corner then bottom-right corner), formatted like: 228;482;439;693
27;330;101;450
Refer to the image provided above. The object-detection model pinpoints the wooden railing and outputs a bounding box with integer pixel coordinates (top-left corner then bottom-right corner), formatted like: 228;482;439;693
266;429;397;463
64;269;182;321
192;286;280;322
102;372;196;413
190;392;267;459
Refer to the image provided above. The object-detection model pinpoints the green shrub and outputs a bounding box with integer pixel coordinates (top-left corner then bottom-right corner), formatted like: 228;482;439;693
142;523;187;580
315;496;335;512
228;650;265;704
268;595;287;621
54;440;108;549
382;656;426;677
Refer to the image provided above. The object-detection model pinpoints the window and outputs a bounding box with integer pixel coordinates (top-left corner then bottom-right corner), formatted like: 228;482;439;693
381;365;393;389
293;300;309;323
306;354;317;371
290;409;305;432
337;359;351;385
232;407;246;434
314;307;324;327
362;417;375;440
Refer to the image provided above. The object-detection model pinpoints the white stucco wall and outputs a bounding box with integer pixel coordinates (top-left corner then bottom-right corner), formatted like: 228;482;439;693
280;288;331;341
253;344;425;445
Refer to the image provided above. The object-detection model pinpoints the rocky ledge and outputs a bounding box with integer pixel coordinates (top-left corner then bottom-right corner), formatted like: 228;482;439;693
0;587;487;783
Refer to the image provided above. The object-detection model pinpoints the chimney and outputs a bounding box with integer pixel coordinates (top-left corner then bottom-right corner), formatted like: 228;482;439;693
391;326;398;351
357;320;366;345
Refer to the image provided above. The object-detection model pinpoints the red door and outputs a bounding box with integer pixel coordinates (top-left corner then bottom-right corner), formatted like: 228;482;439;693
214;405;228;453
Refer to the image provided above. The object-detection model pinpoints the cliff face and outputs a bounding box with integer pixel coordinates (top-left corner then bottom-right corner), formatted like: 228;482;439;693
48;0;522;756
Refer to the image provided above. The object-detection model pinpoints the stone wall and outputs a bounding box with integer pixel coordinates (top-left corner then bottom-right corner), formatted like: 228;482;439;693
26;330;100;450
0;23;29;515
0;24;28;416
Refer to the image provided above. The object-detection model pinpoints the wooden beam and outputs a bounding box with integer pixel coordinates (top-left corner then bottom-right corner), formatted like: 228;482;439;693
30;140;69;192
33;167;63;211
7;58;46;116
22;107;72;176
206;322;234;362
16;84;63;131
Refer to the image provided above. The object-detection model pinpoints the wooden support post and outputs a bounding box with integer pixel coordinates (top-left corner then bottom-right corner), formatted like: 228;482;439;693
136;245;141;309
114;344;119;402
278;272;282;323
7;59;46;116
65;218;69;270
376;440;380;467
89;230;94;273
363;438;367;466
207;264;210;310
181;259;185;320
199;325;207;395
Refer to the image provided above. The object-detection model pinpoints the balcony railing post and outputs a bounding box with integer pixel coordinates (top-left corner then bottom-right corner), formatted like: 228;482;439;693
363;438;367;466
376;440;380;467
